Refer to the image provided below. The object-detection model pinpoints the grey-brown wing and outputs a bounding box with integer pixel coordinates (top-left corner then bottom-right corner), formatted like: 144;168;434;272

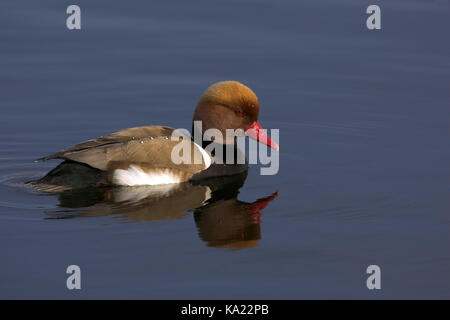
38;126;175;161
65;136;209;174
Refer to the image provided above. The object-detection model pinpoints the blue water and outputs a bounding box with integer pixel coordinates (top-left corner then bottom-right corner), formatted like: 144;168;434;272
0;0;449;298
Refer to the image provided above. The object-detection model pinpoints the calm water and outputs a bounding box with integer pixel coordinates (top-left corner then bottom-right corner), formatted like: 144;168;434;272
0;0;449;299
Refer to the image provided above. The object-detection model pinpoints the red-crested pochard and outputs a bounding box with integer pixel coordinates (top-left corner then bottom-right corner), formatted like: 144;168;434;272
33;81;278;191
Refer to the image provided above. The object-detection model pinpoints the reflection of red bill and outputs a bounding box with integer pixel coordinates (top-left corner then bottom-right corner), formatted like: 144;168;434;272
246;190;280;214
244;122;279;151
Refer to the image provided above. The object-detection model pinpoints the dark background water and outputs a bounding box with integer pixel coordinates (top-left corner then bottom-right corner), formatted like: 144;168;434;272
0;0;449;299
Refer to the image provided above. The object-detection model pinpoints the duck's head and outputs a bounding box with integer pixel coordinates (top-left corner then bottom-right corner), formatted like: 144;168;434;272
193;81;279;151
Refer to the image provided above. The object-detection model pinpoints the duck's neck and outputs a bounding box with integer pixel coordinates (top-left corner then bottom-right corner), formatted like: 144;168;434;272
190;124;245;164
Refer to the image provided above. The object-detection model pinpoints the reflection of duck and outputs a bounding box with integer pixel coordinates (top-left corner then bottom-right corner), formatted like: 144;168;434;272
46;171;279;250
53;182;212;221
31;81;278;192
194;189;280;250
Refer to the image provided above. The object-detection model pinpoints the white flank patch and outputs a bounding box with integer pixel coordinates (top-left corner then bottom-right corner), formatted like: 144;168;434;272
193;142;212;169
113;165;182;186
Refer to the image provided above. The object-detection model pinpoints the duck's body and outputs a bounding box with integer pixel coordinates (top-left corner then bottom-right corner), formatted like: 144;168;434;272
32;81;277;192
33;125;247;192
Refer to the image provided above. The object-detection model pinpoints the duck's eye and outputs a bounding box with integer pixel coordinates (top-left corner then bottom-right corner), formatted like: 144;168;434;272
235;109;244;116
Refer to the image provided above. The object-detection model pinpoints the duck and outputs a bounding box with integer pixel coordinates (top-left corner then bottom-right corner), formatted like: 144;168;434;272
31;81;279;192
